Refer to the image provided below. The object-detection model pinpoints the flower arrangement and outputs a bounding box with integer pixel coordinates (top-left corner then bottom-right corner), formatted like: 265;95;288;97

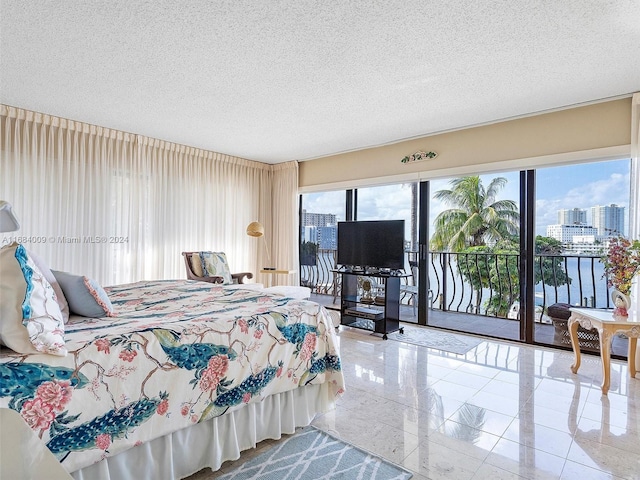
601;236;640;297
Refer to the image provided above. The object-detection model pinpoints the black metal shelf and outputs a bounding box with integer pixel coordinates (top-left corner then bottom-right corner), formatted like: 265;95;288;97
337;271;406;339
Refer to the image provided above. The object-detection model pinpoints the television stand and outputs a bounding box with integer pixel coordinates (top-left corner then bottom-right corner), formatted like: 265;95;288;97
335;270;408;339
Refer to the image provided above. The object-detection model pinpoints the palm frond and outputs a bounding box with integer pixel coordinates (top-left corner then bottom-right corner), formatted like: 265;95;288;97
431;175;519;252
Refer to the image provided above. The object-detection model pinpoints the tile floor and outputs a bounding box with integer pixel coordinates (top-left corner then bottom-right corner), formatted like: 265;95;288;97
195;325;640;480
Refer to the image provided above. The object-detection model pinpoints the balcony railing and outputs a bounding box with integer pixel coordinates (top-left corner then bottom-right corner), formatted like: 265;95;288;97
300;249;614;321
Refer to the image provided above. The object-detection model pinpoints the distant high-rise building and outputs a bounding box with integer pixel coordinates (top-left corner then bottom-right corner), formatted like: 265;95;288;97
558;208;587;225
301;210;338;247
301;225;317;244
591;204;625;236
301;210;337;229
318;226;337;249
546;224;598;243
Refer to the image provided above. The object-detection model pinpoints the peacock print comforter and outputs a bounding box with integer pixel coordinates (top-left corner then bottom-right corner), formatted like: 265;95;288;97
0;280;344;473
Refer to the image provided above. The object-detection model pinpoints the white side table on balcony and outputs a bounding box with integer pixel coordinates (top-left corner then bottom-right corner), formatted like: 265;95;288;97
569;307;639;395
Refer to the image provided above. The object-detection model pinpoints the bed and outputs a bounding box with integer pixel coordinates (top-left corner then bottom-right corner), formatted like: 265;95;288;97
0;277;344;479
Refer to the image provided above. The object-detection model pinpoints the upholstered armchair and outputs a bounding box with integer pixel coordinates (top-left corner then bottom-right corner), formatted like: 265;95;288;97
182;251;253;284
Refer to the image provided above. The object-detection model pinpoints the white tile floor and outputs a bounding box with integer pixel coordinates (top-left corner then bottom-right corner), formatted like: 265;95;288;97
200;325;640;479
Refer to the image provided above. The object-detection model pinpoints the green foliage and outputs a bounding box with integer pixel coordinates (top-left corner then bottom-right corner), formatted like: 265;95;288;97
300;241;318;256
429;176;573;316
456;237;571;316
300;241;318;266
457;245;519;316
430;176;520;252
534;236;570;287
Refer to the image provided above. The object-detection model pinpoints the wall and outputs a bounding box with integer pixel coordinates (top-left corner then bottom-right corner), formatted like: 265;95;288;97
299;98;632;189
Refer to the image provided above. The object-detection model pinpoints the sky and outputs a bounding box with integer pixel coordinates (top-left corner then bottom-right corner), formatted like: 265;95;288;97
302;158;632;239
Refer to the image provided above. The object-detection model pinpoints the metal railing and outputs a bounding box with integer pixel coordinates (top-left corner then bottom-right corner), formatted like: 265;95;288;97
429;251;520;316
299;249;613;320
300;249;339;296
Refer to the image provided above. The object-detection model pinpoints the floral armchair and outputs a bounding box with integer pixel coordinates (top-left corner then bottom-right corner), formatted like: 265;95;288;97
182;251;253;285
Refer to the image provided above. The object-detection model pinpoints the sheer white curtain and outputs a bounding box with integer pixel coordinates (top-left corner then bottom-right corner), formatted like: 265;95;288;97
271;161;300;286
0;105;277;286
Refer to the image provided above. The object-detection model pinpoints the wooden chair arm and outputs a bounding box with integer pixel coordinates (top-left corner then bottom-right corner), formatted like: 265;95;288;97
232;272;254;284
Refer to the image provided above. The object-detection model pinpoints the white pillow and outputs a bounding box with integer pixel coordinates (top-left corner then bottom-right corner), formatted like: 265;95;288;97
30;251;70;324
0;243;67;356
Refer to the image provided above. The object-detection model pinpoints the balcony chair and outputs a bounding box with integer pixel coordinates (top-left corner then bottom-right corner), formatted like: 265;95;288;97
182;251;253;285
400;261;434;316
547;302;600;352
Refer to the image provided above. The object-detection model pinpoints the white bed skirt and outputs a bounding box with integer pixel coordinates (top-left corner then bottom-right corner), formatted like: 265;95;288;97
71;383;333;480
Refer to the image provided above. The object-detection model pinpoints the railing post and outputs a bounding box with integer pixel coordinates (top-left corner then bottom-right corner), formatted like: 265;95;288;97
441;253;448;311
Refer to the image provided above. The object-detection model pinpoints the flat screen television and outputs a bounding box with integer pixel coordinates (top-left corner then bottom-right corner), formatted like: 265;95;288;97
337;220;405;270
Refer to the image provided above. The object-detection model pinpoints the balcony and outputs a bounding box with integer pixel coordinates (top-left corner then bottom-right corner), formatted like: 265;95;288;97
302;249;629;358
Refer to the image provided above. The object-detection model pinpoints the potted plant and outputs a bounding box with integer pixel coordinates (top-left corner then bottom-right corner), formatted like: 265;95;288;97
601;236;640;316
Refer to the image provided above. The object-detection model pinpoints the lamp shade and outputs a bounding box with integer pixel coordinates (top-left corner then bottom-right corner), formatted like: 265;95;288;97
246;221;265;237
0;201;20;233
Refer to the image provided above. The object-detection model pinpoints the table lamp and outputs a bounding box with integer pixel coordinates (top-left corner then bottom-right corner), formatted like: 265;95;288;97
246;221;274;270
0;201;20;233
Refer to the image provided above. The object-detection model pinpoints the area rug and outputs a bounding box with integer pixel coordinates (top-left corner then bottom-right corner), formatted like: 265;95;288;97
215;426;412;480
387;325;483;355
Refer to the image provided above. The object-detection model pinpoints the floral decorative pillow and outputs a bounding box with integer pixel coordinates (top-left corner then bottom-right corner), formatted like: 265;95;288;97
52;270;115;318
30;250;70;324
200;252;232;284
0;243;67;356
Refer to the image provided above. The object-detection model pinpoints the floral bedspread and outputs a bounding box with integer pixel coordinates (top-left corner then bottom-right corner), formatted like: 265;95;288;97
0;280;344;473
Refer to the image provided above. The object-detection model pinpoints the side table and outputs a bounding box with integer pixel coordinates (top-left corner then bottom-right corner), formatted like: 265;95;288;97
260;269;295;287
568;307;639;395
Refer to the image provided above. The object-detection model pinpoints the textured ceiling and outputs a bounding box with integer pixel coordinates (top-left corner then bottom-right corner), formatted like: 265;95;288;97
1;1;639;164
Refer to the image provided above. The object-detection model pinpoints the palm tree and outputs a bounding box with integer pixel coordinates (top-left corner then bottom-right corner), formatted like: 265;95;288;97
430;176;519;252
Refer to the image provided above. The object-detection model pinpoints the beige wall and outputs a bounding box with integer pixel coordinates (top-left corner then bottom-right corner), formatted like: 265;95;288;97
299;98;632;189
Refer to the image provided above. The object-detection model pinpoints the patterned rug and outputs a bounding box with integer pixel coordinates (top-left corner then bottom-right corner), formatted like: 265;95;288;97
387;324;483;355
215;426;412;480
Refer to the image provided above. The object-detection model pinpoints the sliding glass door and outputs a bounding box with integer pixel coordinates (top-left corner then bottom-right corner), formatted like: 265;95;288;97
299;157;633;358
532;158;631;356
422;171;522;341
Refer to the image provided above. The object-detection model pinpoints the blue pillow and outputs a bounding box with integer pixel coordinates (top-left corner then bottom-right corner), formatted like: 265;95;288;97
52;270;114;318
